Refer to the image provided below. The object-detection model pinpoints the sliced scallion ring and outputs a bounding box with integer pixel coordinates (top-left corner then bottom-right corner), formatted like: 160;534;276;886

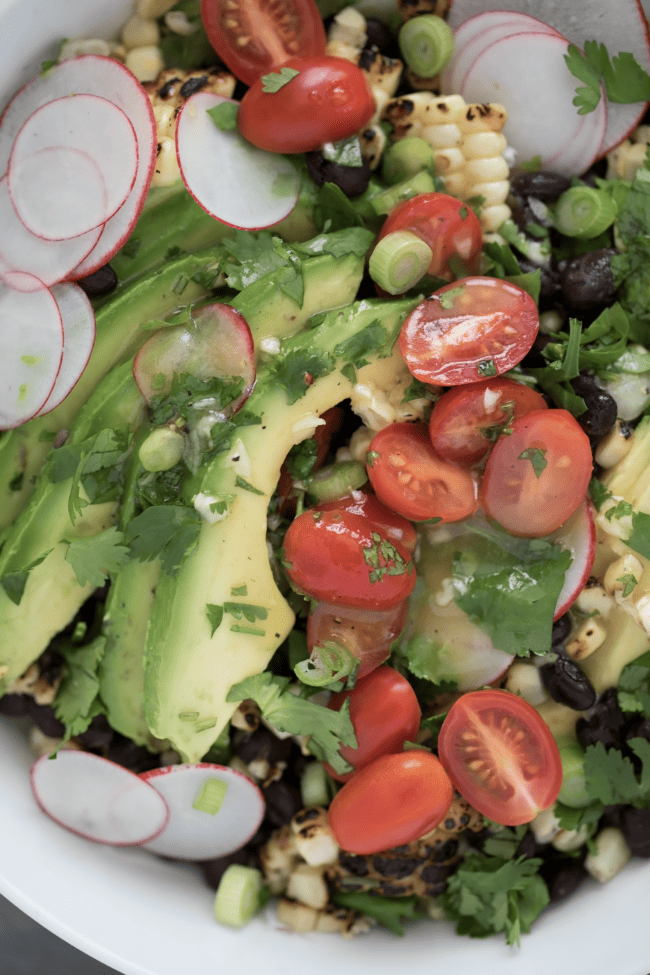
554;185;617;239
369;230;433;295
398;14;454;78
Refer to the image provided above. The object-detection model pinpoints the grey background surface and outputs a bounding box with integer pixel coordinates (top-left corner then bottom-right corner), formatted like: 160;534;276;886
0;893;120;975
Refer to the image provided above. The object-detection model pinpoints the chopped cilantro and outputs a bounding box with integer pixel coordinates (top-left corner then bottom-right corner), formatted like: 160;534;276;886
321;135;363;168
293;227;374;260
340;362;357;384
149;372;245;428
260;66;300;92
120;237;141;259
618;650;650;717
235;475;264;496
362;532;412;584
223;601;268;622
439;853;549;946
366;450;380;468
334;319;388;369
477;359;497;378
564;42;650;115
617;572;638;598
206;603;224;636
52;636;106;747
438;285;465;310
226;672;357;775
285;438;318;481
64;527;130;588
331;891;423;935
231;584;248;596
269;348;336;405
207;101;239;131
520;155;542;172
584;738;650;805
0;553;49;606
230;623;266;636
518;447;548;478
401;377;438;403
313;182;366;233
125;504;202;576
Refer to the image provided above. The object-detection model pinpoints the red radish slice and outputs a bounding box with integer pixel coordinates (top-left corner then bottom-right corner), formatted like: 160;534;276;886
133;302;255;413
34;283;96;416
550;500;596;620
140;763;265;860
0;56;156;276
0;274;63;428
8;146;108;241
447;0;650;154
442;13;560;94
460;32;605;172
176;92;300;231
30;750;170;847
8;94;138;239
0;175;102;287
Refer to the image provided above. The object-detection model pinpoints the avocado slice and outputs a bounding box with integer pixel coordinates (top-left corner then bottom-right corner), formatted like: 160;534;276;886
143;295;419;761
0;361;144;697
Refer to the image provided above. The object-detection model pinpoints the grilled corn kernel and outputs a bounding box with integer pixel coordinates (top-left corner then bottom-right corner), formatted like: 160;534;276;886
122;14;159;49
595;420;634;469
504;661;548;705
574;580;615;618
125;45;164;83
585;828;631;883
421;122;462;149
164;10;199;35
151;137;180;187
479;203;512;233
153;103;177;140
565;618;607;661
328;6;367;50
603;554;643;598
469;179;510;207
137;0;177;17
286;864;330;910
58;37;111;60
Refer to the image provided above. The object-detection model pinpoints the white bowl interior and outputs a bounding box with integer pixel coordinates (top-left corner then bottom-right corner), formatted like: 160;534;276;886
0;1;649;972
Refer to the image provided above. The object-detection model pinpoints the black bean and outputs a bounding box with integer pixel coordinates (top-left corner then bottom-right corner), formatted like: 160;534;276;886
263;780;302;828
158;77;180;99
620;806;650;857
233;726;292;765
516;257;561;300
364;18;397;54
551;613;572;647
576;687;628;750
197;848;253;890
26;702;66;738
180;75;209;98
305;151;371;197
625;716;650;744
76;263;118;298
560;248;617;311
571;373;617;438
75;714;115;750
511;171;573;203
515;830;542;859
106;736;160;774
0;693;31;717
543;860;589;904
600;804;625;830
540;648;597;711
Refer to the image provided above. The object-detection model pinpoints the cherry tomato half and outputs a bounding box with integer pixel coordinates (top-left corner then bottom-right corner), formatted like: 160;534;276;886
328;750;454;854
428;378;548;465
437;689;562;826
283;507;416;609
308;600;408;681
237;56;375;154
316;491;418;553
201;0;326;87
480;409;592;537
399;276;539;386
366;422;479;523
324;666;421;782
375;192;483;282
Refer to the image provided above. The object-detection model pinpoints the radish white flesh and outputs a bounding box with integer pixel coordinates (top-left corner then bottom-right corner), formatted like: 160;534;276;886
176;92;300;231
133;302;255;414
546;94;607;178
0;174;102;286
8;145;108;241
460;32;605;172
0;56;156;275
442;13;560;94
0;275;63;428
447;0;650;154
34;283;96;416
550;500;596;620
140;764;265;860
9;94;138;238
30;750;170;847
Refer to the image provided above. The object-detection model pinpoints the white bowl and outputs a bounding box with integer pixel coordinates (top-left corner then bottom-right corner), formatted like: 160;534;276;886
0;1;649;972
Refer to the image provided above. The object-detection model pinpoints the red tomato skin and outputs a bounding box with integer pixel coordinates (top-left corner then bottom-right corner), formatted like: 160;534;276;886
437;689;562;827
316;491;417;553
283;508;416;609
237;56;375;154
400;276;539;386
375;193;483;282
307;599;408;681
429;378;548;465
366;422;479;523
480;409;593;537
328;750;454;854
324;666;421;782
201;0;326;87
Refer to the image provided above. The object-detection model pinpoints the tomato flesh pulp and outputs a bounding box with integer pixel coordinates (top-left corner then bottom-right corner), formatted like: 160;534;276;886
400;276;539;386
201;0;326;86
438;690;562;826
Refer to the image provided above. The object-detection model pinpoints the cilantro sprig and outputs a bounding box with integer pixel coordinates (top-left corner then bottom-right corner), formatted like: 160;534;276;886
565;41;650;115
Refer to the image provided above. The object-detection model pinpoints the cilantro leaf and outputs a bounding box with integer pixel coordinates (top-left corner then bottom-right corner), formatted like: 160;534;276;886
226;672;357;774
53;636;106;746
334;319;388;369
518;447;548;478
0;553;50;606
618;650;650;717
584;739;650;805
269;348;336;404
223;601;268;622
321;135;363;168
125;505;202;576
331;891;423;935
206;603;224;636
439;854;549;946
260;66;300;92
564;41;650;114
64;527;130;588
293;227;374;260
207;101;238;131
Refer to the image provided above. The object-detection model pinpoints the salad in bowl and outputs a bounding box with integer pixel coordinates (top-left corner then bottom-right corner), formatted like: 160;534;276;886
1;0;650;970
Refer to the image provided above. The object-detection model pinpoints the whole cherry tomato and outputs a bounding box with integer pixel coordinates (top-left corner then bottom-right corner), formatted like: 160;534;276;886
400;276;539;386
437;689;562;826
237;56;375;154
328;750;454;854
480;409;592;537
374;192;483;283
200;0;326;87
324;665;421;782
308;600;408;681
428;377;548;465
366;422;479;523
282;507;416;609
